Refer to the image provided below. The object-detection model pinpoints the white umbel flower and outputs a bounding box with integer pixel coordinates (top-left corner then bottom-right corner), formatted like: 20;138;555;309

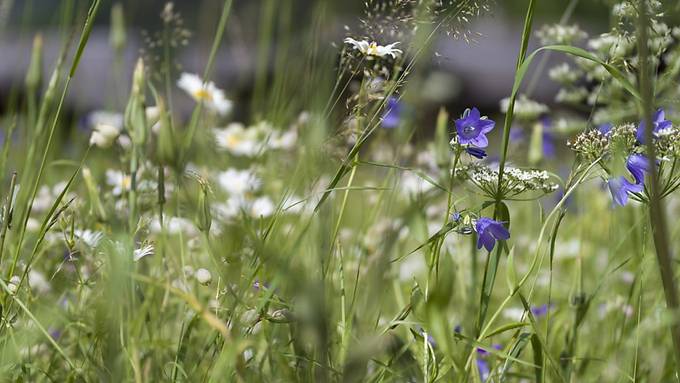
177;73;232;116
344;38;402;59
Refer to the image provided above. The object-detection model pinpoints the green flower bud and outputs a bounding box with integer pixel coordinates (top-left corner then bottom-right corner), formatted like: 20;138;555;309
528;122;544;165
435;107;450;168
110;3;126;53
196;179;212;233
25;34;43;92
125;58;147;146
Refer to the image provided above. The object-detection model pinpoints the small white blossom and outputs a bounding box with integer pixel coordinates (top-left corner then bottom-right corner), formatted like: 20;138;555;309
133;244;155;262
344;38;402;59
217;168;261;197
177;73;232;116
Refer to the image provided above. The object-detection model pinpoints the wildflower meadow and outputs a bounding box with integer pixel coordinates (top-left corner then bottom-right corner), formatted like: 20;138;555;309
1;0;680;381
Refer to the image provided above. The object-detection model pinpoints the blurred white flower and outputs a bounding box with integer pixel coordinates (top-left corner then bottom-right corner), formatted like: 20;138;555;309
105;169;131;196
250;196;275;218
177;73;232;116
28;270;51;294
268;128;297;150
150;216;198;237
401;172;433;196
88;111;123;148
195;268;212;285
74;229;104;248
213;123;262;156
214;196;275;220
344;38;402;59
217;168;261;197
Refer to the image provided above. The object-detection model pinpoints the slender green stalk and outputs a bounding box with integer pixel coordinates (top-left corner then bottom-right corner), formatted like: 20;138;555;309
636;3;680;373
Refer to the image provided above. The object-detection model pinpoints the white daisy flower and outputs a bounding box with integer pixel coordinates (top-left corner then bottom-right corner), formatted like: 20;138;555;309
344;38;402;59
105;169;132;196
216;168;261;197
213;123;263;157
177;73;232;116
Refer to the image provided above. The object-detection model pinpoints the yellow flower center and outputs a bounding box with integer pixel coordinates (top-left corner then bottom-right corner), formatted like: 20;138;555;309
226;134;241;148
367;42;379;55
193;88;213;101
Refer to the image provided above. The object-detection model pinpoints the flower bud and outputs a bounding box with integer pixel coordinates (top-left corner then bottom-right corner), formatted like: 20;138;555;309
124;58;147;146
153;98;177;165
25;34;43;92
528;121;544;165
89;123;120;148
109;3;126;53
195;179;212;233
434;107;450;167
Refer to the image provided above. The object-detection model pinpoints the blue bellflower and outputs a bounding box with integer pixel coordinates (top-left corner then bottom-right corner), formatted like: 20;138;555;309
475;217;510;252
455;107;495;148
381;96;401;129
608;154;650;206
636;108;672;143
466;146;487;159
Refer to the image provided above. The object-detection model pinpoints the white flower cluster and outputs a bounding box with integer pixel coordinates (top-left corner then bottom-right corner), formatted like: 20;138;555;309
213;121;298;157
500;95;548;121
457;163;558;197
536;24;587;45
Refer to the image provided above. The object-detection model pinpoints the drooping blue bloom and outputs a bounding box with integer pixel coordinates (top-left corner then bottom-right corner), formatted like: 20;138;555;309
540;116;556;159
417;326;436;347
476;359;490;381
608;177;643;206
509;126;524;143
455;107;495;148
530;304;553;317
466;146;487;159
636;108;672;143
451;212;462;222
626;154;650;184
608;154;651;206
381;96;401;129
475;217;510;252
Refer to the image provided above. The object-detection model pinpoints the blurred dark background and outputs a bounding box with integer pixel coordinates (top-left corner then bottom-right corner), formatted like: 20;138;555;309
0;0;613;118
